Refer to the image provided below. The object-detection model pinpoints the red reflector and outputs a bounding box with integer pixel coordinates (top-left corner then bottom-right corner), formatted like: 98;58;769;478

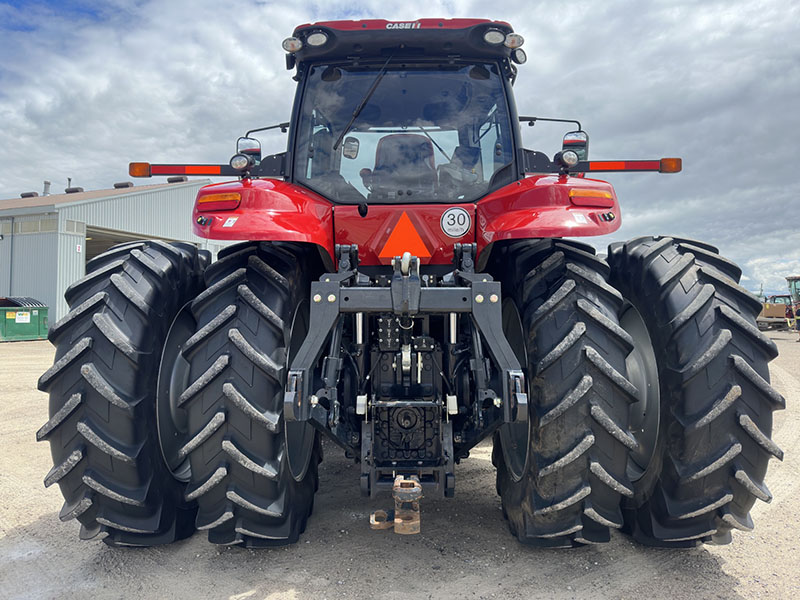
187;165;221;175
378;212;431;259
150;164;223;176
587;160;661;171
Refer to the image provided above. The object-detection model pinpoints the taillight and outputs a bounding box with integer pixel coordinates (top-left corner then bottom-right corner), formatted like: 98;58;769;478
197;192;241;212
569;188;614;208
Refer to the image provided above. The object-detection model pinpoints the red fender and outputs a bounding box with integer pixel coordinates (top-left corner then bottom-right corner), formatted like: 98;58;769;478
476;175;622;257
192;179;335;265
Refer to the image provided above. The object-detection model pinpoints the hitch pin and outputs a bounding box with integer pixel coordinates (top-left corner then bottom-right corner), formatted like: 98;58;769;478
449;313;457;345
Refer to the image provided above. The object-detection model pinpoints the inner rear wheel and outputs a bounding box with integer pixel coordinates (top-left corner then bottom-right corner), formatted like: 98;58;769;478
619;302;660;482
157;303;197;483
499;298;530;481
285;298;317;481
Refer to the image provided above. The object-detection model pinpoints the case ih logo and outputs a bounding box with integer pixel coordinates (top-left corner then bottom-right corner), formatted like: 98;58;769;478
386;22;421;29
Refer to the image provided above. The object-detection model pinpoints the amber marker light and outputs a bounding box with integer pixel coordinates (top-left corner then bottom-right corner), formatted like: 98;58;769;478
659;158;682;173
569;189;612;199
196;192;241;211
129;162;151;177
569;188;614;208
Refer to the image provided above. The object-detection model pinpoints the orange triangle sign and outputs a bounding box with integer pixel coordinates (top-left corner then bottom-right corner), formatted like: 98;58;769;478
378;212;431;258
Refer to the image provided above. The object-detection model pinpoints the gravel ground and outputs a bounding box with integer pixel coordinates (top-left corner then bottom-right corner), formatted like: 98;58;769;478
1;332;798;600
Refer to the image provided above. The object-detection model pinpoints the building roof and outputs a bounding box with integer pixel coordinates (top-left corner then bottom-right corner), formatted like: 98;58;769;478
0;181;209;214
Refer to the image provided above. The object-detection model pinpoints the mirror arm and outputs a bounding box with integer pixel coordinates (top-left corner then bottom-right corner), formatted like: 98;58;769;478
245;122;291;137
519;116;582;131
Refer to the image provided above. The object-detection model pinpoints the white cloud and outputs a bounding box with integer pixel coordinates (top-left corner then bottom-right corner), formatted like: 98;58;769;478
745;255;800;295
1;0;798;289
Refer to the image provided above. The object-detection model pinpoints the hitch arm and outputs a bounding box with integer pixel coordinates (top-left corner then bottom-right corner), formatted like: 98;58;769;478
465;277;528;424
284;278;344;422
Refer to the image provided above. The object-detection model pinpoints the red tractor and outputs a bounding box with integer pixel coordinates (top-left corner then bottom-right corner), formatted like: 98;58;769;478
38;19;783;548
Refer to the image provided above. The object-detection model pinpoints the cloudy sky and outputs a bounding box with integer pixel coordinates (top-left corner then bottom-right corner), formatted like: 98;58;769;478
1;0;798;292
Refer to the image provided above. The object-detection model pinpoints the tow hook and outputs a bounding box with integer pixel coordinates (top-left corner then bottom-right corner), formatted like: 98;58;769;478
369;475;423;534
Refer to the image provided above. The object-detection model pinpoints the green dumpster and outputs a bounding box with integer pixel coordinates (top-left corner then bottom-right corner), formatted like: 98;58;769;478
0;297;49;341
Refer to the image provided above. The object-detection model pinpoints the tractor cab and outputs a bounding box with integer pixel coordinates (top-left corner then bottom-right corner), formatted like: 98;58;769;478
284;20;534;207
788;276;800;305
288;48;519;204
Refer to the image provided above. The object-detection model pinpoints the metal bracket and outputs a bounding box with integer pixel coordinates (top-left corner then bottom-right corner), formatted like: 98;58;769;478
506;370;528;424
251;152;286;178
453;243;477;273
336;244;359;272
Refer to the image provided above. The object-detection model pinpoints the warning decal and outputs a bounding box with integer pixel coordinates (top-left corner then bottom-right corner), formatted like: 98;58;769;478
378;212;431;259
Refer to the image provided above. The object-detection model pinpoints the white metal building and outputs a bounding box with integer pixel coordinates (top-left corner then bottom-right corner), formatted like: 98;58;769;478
0;180;225;322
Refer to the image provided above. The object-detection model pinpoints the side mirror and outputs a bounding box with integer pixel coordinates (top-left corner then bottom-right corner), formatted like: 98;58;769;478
343;137;360;159
237;136;262;163
562;130;589;161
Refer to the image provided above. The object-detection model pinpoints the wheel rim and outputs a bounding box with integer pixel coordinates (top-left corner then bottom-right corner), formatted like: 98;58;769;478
499;298;531;482
156;303;196;482
620;302;661;482
285;298;317;482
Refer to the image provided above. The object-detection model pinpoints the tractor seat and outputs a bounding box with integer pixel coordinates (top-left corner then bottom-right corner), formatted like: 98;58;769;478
370;134;436;198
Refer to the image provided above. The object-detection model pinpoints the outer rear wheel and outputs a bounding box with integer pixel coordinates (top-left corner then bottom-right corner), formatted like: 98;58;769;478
608;236;784;545
490;239;638;546
37;241;206;546
174;242;322;547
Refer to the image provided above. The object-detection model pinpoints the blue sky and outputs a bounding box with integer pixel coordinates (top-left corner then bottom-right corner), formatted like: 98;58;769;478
1;0;799;292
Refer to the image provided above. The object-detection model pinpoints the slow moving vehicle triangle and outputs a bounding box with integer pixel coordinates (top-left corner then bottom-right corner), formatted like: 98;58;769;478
378;211;431;258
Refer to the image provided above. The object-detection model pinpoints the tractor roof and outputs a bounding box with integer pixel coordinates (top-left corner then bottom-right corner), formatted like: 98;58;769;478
288;18;517;66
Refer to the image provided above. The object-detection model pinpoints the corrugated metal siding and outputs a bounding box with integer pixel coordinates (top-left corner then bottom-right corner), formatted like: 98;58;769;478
0;225;59;315
0;219;11;292
58;181;207;242
56;232;86;321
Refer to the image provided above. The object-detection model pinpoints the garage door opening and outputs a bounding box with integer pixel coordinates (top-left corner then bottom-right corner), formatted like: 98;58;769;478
85;226;186;263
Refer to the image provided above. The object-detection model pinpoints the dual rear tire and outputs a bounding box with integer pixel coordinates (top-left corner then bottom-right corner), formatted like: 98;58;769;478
491;236;783;546
38;240;322;547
